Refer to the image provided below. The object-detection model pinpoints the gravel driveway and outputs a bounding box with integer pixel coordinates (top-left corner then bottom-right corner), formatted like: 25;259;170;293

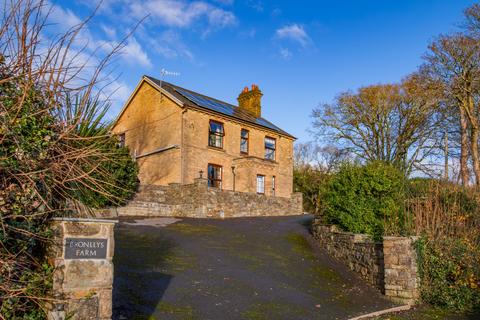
112;215;396;320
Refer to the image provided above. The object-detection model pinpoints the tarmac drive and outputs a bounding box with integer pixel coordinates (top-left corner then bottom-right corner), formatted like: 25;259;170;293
112;215;396;320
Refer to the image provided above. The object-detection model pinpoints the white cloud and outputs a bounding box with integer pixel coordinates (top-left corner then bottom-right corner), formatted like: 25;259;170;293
101;24;117;39
275;24;311;47
247;0;263;12
99;38;153;68
279;48;292;60
271;8;282;17
122;38;152;68
149;30;194;60
208;7;237;29
48;3;83;30
105;80;132;105
129;0;237;31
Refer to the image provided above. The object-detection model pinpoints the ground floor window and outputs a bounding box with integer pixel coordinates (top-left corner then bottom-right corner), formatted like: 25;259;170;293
208;164;222;188
257;175;265;194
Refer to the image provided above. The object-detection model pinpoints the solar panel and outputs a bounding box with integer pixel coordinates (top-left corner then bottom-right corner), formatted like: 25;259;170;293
174;87;287;135
175;88;235;116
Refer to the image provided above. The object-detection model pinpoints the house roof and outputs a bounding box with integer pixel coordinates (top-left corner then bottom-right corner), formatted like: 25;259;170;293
144;75;295;139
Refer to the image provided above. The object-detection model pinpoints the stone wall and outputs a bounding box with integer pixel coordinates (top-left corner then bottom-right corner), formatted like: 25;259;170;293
48;218;116;320
312;224;385;290
108;178;303;218
312;220;419;305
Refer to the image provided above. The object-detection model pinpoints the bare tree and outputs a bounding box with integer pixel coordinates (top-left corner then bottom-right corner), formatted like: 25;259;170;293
312;74;441;176
0;0;143;316
424;34;480;186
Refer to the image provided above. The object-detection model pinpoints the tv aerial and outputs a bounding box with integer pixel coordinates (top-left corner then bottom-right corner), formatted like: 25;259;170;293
160;68;181;101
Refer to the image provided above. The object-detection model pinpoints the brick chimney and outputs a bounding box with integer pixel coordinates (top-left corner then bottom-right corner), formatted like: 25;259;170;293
237;84;263;118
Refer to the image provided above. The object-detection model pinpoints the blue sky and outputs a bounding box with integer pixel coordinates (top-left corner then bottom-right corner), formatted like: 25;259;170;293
51;0;476;142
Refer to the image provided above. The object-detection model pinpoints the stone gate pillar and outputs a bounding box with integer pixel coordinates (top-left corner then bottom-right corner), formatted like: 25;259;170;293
48;218;117;320
383;236;419;305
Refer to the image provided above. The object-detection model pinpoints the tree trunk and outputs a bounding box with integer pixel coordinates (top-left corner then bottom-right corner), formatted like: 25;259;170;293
466;94;480;187
470;126;480;187
444;130;449;181
460;107;470;186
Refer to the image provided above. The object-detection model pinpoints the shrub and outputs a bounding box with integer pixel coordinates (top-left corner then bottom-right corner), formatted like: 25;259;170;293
416;236;480;312
293;167;330;215
321;161;405;240
0;58;137;319
408;182;480;312
68;140;138;208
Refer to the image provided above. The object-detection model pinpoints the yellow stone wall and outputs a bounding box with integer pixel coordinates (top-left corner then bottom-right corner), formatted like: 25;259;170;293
182;108;294;198
113;79;295;198
112;81;183;185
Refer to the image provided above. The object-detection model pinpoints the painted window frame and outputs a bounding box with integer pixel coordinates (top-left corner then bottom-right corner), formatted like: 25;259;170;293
208;163;223;189
264;136;276;160
256;174;265;194
208;120;224;149
240;128;249;154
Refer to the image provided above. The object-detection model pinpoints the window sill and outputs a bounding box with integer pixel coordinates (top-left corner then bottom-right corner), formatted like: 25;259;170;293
207;146;226;152
264;158;277;163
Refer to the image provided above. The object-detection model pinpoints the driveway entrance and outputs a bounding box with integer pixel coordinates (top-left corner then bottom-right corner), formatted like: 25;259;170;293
113;215;395;319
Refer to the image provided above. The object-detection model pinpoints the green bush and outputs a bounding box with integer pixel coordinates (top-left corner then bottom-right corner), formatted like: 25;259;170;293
0;66;138;317
294;167;330;215
68;140;138;208
321;162;405;240
54;93;138;209
416;236;480;312
93;143;138;207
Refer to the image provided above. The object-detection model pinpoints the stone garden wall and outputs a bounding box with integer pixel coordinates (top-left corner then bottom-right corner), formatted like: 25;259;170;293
107;178;303;218
48;218;116;320
312;224;385;290
312;220;419;305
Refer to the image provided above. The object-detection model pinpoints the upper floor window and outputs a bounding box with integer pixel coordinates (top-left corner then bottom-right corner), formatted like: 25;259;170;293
208;164;222;188
119;133;126;147
209;120;224;148
265;137;276;160
240;129;249;154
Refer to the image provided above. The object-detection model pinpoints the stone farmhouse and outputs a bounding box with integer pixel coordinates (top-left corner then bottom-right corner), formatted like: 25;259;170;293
111;76;302;217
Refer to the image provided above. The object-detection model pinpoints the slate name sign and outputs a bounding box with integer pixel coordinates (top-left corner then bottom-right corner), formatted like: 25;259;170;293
65;238;108;260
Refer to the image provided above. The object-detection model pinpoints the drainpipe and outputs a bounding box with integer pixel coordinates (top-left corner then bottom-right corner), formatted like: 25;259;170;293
181;109;187;184
231;166;236;191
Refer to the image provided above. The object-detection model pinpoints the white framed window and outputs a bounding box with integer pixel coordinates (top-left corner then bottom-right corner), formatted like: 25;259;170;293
257;175;265;194
240;129;249;154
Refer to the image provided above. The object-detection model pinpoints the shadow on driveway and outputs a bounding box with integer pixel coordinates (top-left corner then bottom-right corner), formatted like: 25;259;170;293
113;215;397;319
